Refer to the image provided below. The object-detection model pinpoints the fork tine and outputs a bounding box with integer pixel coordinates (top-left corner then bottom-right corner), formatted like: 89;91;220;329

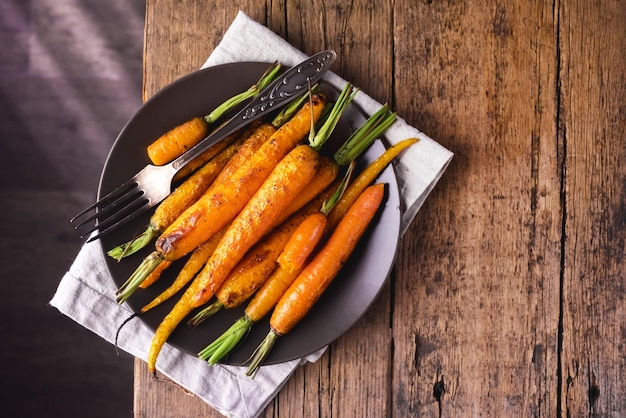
73;187;143;229
70;181;138;224
79;195;149;239
86;202;153;242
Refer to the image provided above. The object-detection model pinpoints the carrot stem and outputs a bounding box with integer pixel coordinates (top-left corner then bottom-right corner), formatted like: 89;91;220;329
188;300;224;326
198;315;253;365
245;329;279;377
334;104;397;165
271;84;318;128
320;160;355;215
116;251;164;303
107;226;158;261
309;83;357;150
204;62;282;124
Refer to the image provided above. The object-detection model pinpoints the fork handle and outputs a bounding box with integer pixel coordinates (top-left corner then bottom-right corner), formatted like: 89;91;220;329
170;50;336;171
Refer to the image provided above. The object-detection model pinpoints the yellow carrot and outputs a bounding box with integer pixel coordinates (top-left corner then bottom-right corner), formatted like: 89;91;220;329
327;138;418;229
246;183;386;376
116;95;326;303
147;144;321;374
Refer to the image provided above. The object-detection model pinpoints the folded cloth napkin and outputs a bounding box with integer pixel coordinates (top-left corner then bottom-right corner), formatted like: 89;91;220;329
51;10;453;418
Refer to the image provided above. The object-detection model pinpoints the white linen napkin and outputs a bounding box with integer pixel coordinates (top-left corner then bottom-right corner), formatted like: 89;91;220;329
51;11;453;418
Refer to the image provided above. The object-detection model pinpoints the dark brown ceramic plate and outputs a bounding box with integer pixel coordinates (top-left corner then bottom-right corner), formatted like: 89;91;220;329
98;62;401;366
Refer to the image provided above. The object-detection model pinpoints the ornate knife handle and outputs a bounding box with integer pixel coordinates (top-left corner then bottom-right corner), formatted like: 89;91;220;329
173;50;337;170
242;50;338;119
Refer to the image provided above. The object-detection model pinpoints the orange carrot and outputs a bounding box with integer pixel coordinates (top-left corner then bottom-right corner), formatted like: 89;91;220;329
209;123;276;187
245;183;386;376
146;62;281;166
270;156;337;228
272;190;382;333
327;137;417;229
157;95;326;260
187;182;338;327
147;117;209;166
277;212;327;273
116;95;326;303
139;260;173;289
147;144;321;374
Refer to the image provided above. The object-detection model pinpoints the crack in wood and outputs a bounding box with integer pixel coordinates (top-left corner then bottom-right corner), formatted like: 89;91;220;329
433;376;445;417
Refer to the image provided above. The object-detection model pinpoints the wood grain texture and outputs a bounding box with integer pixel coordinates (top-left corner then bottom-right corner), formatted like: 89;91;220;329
392;0;562;416
558;0;626;416
136;0;626;416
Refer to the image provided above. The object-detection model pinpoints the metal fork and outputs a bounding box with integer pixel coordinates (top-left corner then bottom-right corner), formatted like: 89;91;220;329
71;50;337;242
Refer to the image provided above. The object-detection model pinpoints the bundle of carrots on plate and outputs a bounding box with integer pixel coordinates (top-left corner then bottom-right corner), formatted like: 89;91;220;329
110;62;418;377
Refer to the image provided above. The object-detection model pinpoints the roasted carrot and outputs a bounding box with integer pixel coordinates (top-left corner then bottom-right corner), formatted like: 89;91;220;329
172;135;233;182
146;144;322;374
147;117;209;166
199;137;415;366
245;183;386;376
107;126;255;261
108;92;313;262
271;156;337;227
115;95;326;302
327;137;418;229
193;100;398;331
187;182;339;327
333;103;397;165
277;211;328;273
145;62;281;166
273;184;386;333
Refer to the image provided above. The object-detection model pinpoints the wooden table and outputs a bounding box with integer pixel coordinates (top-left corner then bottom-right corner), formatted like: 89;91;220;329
135;1;625;416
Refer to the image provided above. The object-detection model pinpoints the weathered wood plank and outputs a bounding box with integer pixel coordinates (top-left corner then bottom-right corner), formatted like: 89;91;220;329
138;1;395;417
136;0;626;417
558;0;626;416
268;2;395;418
134;358;216;417
138;2;266;417
392;1;561;416
143;0;262;99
